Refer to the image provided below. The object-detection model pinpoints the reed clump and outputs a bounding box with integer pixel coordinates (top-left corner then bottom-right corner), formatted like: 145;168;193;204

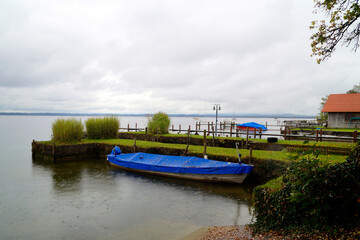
85;116;120;139
52;118;84;142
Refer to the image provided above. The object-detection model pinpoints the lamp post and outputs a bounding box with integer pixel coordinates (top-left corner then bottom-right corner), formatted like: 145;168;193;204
213;104;221;136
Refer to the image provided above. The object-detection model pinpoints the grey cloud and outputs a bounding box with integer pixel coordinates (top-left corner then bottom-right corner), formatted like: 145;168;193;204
0;0;359;115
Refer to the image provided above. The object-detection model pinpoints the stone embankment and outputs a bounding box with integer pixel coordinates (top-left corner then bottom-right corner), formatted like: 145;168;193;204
32;140;288;184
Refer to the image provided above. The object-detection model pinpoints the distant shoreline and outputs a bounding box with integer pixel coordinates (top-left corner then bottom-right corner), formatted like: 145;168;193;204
0;112;315;118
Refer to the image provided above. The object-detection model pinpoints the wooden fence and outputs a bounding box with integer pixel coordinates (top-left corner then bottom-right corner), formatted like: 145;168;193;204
119;122;359;143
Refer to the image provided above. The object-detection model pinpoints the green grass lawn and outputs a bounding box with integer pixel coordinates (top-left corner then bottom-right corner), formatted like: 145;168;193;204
122;131;356;149
77;138;347;164
292;127;359;132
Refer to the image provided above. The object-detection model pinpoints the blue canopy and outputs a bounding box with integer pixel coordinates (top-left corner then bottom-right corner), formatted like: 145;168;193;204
107;148;253;175
236;122;267;131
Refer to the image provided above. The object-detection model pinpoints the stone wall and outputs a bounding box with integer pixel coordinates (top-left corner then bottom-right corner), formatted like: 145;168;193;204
32;141;288;184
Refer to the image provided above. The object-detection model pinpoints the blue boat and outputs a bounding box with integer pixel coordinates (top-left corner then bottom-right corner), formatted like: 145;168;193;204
236;122;267;131
107;147;253;184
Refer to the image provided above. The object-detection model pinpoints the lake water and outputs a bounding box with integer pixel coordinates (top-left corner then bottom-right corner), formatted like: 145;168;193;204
0;115;303;240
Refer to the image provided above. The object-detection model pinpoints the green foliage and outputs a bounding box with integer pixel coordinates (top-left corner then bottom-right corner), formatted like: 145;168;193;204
147;112;170;134
310;1;360;63
347;82;360;93
85;116;120;139
317;95;328;120
252;143;360;233
52;118;84;143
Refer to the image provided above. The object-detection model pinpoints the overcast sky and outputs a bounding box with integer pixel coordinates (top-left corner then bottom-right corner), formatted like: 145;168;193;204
0;0;359;116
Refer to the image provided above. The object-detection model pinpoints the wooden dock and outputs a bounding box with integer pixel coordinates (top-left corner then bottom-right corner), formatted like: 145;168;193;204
119;121;359;143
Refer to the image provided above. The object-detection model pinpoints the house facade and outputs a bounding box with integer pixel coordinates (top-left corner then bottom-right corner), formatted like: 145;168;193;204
322;93;360;128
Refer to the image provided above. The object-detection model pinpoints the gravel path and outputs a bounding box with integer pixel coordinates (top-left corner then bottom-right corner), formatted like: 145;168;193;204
198;225;299;240
197;225;360;240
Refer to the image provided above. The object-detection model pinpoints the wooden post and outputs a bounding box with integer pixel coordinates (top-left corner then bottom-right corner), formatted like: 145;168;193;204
208;122;210;133
353;131;358;143
135;123;137;132
172;124;174;132
127;123;130;132
254;128;257;139
249;147;253;160
259;128;262;139
320;129;323;142
284;127;287;140
230;125;233;137
133;138;137;153
266;122;268;128
195;122;198;135
185;127;191;155
288;128;291;140
316;130;319;142
211;125;215;147
236;128;239;138
203;130;207;157
145;127;148;141
179;124;181;134
246;127;249;149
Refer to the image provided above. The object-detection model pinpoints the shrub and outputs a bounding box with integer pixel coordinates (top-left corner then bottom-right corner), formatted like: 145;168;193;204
252;143;360;233
52;118;84;143
85;116;120;139
147;112;170;134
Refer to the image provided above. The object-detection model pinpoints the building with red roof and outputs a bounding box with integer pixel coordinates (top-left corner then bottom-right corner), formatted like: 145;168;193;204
322;93;360;128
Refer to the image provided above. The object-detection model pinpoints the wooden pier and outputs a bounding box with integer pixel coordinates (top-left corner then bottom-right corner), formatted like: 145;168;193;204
119;121;359;143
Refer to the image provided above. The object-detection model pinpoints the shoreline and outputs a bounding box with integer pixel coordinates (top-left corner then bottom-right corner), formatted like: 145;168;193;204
181;225;262;240
181;225;360;240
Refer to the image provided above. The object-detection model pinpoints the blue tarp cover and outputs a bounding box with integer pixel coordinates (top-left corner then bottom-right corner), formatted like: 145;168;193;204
236;122;267;130
107;148;253;175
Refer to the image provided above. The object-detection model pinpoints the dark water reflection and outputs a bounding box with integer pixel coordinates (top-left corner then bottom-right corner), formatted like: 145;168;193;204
29;157;254;240
0;116;255;240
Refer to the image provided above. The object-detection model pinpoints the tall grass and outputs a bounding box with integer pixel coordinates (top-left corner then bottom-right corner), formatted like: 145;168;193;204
85;116;120;139
52;118;84;142
147;112;170;134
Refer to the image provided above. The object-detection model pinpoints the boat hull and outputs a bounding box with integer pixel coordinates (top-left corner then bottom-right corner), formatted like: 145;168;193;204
108;162;248;184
